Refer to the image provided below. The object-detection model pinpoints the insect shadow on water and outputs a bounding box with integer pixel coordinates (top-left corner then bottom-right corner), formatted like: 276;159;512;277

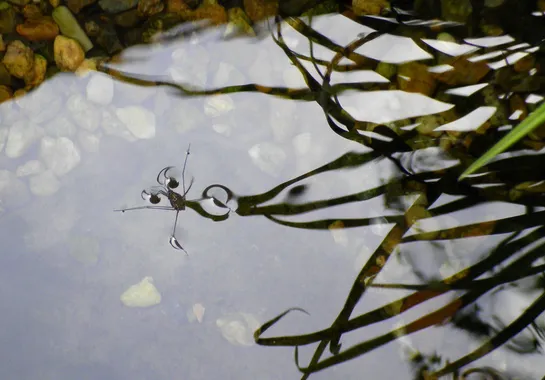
114;144;196;254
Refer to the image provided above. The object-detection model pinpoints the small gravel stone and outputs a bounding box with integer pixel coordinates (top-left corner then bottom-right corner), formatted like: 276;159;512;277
248;142;286;176
54;35;85;71
2;40;34;79
67;94;100;131
39;136;81;176
16;160;44;177
29;170;60;196
86;73;114;105
5;120;42;158
116;105;156;139
120;276;162;308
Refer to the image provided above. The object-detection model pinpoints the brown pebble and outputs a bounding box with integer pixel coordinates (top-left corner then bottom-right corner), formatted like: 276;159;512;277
243;0;278;22
25;54;47;87
2;40;34;79
22;4;42;19
16;17;59;41
0;84;12;103
397;62;437;96
54;35;85;71
434;57;490;85
138;0;164;17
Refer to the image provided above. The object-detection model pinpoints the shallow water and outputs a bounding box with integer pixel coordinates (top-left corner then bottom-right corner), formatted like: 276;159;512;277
2;8;545;380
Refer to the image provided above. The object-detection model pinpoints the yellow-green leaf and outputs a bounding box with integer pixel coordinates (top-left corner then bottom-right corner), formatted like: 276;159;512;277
459;101;545;180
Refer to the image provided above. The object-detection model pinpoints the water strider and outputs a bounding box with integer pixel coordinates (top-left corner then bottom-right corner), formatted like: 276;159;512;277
114;144;196;254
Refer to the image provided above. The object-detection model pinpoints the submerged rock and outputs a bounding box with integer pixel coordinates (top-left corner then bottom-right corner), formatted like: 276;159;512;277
39;136;81;177
0;169;30;206
248;142;286;176
116;105;156;139
16;160;44;177
120;276;162;308
29;170;60;196
216;312;260;346
67;94;101;131
5;120;42;158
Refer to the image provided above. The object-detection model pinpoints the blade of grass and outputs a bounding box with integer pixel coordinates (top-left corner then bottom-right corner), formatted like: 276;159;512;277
459;101;545;180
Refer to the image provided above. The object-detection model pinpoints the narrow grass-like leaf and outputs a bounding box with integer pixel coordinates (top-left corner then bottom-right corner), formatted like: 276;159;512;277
459;101;545;180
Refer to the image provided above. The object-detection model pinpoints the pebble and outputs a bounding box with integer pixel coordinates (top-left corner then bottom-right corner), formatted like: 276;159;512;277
0;126;7;152
352;0;388;16
187;303;205;323
101;108;136;141
77;130;100;152
244;0;278;21
397;62;437;96
22;4;42;18
0;5;17;34
204;95;235;117
114;9;141;27
39;136;81;177
2;40;34;79
292;132;311;156
29;170;60;196
116;105;156;139
212;62;244;87
99;0;139;13
16;160;44;177
0;85;11;102
54;35;85;71
212;123;232;136
67;94;100;131
5;120;42;158
16;16;59;41
17;84;62;124
0;169;30;207
137;0;163;16
44;115;77;137
248;142;286;176
66;0;97;14
152;88;172;116
120;276;162;308
86;73;114;105
270;100;298;141
216;312;260;346
25;54;47;87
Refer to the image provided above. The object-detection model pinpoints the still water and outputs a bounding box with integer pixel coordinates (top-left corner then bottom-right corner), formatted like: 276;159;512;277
1;10;545;380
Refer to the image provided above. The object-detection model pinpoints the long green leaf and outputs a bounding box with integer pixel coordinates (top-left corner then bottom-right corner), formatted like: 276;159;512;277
458;101;545;180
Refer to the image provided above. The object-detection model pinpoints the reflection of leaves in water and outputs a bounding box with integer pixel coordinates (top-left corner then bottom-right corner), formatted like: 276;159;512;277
106;2;545;378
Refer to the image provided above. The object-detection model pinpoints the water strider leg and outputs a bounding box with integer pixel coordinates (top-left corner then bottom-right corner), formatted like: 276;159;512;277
114;206;175;212
169;210;188;254
181;144;191;195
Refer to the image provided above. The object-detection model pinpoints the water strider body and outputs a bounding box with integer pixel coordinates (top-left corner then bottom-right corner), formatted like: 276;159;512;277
115;145;195;253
